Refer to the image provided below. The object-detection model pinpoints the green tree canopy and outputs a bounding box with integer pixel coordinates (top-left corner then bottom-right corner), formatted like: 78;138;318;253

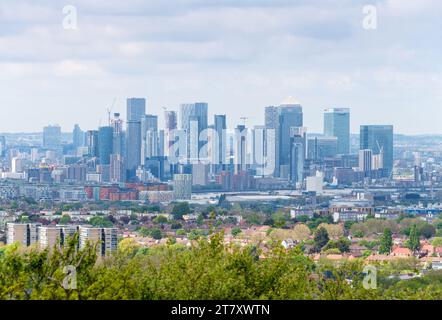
379;228;393;255
407;224;421;253
171;202;190;219
314;227;329;252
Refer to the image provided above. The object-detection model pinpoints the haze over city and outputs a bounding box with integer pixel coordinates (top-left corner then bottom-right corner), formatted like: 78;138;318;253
1;0;442;134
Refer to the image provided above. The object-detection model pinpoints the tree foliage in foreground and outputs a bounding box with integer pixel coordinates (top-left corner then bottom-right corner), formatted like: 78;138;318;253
1;232;442;300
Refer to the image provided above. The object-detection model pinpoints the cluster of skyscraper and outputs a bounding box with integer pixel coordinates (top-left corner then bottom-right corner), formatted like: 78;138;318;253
35;97;394;190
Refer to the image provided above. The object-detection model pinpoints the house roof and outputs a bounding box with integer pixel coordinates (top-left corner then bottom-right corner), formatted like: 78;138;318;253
392;247;413;255
421;244;434;252
366;254;392;262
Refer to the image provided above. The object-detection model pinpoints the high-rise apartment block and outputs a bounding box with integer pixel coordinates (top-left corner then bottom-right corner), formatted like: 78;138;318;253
173;173;192;200
6;223;41;246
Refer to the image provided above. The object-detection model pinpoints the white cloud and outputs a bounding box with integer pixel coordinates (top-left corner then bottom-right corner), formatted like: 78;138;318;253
0;0;440;134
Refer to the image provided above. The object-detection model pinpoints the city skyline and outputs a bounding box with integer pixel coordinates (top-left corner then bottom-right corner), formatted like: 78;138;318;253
1;1;442;134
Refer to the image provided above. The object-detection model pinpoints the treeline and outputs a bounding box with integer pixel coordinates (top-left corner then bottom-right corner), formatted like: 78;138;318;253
0;233;442;300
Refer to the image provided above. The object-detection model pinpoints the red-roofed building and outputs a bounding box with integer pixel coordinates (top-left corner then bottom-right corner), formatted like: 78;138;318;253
391;247;413;257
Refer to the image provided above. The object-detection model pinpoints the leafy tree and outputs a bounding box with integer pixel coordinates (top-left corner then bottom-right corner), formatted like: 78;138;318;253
150;228;163;240
59;214;71;225
344;221;355;231
352;230;365;238
89;216;113;228
196;214;204;225
295;215;310;223
407;224;421;253
176;229;186;236
432;237;442;247
138;227;150;237
379;228;393;254
336;238;351;253
171;222;182;230
209;211;217;220
314;227;329;252
153;215;168;224
171;202;190;219
2;230;442;300
322;238;350;253
292;224;311;241
272;211;289;228
231;227;242;237
318;223;343;239
419;224;436;239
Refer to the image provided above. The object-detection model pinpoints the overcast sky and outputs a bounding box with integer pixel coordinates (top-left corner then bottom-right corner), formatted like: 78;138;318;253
1;0;442;134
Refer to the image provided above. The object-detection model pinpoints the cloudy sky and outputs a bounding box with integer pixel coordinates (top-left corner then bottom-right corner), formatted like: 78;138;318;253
1;0;442;134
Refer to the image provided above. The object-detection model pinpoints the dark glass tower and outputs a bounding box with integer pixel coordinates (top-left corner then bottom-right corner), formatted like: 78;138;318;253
360;125;394;174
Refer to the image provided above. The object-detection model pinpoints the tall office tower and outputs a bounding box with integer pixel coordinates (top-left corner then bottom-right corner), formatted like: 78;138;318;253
307;136;338;161
234;125;248;174
110;154;126;183
252;125;267;176
126;98;146;179
213;115;227;170
164;110;177;154
0;135;5;157
278;98;303;178
79;226;118;257
43;125;62;149
141;114;159;162
324;108;350;155
360;125;394;174
111;113;124;156
142;114;158;132
165;110;177;130
359;149;373;176
180;102;208;160
173;173;192;200
289;127;307;185
98;126;113;165
72;124;84;149
86;130;99;157
6;223;41;246
158;130;165;157
265;106;280;177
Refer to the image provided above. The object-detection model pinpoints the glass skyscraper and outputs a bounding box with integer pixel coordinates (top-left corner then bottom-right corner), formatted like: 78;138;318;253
265;106;280;177
141;114;159;161
278;98;303;177
126;98;146;179
360;125;394;174
98;126;114;165
72;124;84;149
324;108;350;155
307;136;338;161
43;125;61;150
214;114;227;168
179;102;208;160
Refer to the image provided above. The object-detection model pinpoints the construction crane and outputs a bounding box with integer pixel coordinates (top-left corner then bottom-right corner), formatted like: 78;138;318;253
106;98;117;125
